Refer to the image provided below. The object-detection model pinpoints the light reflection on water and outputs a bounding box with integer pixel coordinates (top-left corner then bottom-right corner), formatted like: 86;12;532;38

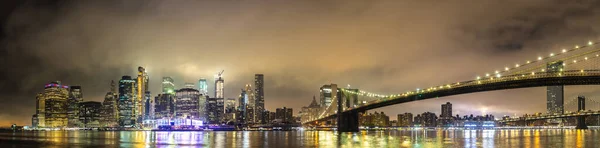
1;129;600;147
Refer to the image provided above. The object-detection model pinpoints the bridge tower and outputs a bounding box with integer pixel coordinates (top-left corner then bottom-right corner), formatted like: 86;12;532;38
337;91;359;132
576;96;588;129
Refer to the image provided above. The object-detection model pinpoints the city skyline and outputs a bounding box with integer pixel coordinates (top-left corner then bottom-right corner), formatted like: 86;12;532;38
4;1;600;126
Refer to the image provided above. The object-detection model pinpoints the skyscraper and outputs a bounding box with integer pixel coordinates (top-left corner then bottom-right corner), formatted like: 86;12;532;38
34;81;70;128
244;84;256;123
102;80;118;127
175;88;202;119
79;101;102;128
319;84;338;108
547;61;564;115
143;91;153;120
441;102;452;118
136;67;149;122
215;71;224;98
206;97;224;124
198;78;208;95
237;89;247;125
118;76;137;127
162;77;175;94
254;74;265;124
67;86;83;127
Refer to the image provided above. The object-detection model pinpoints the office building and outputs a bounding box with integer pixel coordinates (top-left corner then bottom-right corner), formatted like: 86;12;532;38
206;97;225;124
136;67;149;122
198;78;208;95
143;91;153;120
300;96;321;123
319;84;338;108
102;80;118;127
397;113;413;127
79;101;102;128
34;81;70;128
175;88;202;119
416;112;437;127
154;94;175;119
118;76;137;127
67;86;83;127
237;89;248;125
162;77;175;94
441;102;452;118
215;71;224;98
547;61;564;115
254;74;265;124
275;107;293;123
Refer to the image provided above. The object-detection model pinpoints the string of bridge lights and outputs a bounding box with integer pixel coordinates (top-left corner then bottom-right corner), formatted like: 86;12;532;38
340;40;600;100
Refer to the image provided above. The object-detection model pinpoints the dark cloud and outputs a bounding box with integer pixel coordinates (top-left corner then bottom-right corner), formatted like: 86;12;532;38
2;0;600;125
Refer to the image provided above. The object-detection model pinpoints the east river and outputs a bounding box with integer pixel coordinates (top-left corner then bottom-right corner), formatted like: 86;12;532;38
1;129;599;147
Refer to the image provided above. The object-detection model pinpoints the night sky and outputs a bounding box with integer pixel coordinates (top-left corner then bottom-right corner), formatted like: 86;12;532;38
2;0;600;126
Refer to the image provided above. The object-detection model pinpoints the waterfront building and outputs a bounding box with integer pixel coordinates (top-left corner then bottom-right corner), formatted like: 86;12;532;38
224;98;237;123
143;91;153;120
415;112;437;127
175;88;202;119
33;81;70;128
440;102;454;126
67;86;83;127
547;61;564;115
300;96;321;123
154;93;175;119
101;80;118;127
136;67;149;122
359;112;389;127
254;74;265;124
275;107;293;123
162;77;175;94
118;76;137;127
206;97;224;124
237;89;248;125
79;101;103;128
397;113;413;127
198;78;208;95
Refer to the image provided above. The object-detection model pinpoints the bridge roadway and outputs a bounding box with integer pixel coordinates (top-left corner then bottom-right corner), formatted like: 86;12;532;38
498;111;600;122
305;70;600;124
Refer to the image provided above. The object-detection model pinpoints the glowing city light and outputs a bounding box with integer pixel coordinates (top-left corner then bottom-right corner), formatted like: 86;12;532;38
562;49;567;53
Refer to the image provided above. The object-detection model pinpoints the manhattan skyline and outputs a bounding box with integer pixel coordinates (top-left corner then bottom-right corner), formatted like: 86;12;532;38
3;0;600;126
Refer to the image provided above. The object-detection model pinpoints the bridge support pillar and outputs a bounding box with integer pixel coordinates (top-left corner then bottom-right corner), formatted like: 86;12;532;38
337;110;359;132
576;96;588;129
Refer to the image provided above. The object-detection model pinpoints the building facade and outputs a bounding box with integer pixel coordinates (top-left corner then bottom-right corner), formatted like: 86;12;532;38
136;67;149;123
275;107;293;123
154;93;175;119
175;88;202;119
67;86;83;127
118;76;137;127
547;61;564;115
319;84;338;108
162;77;175;94
34;81;70;128
79;101;103;128
206;97;224;124
102;91;118;127
254;74;265;124
397;113;413;127
198;78;208;95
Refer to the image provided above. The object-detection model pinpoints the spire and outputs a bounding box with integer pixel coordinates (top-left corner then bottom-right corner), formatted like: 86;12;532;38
309;96;319;107
110;80;116;93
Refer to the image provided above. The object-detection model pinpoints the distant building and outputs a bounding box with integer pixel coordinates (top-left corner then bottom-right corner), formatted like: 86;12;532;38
215;73;224;98
244;84;256;123
67;86;83;127
224;98;237;123
143;91;154;120
101;80;118;127
237;89;247;125
198;78;208;95
300;96;321;123
136;67;149;123
254;74;265;124
34;81;70;128
319;84;338;108
415;112;437;127
359;112;389;127
206;97;224;124
175;88;202;120
275;107;293;123
118;76;137;127
79;101;102;128
397;113;413;127
440;102;454;126
184;83;195;88
547;61;564;116
154;94;175;119
162;77;175;94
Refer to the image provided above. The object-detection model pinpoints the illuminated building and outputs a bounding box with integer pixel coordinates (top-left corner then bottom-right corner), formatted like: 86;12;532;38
237;89;247;125
275;107;293;123
144;91;153;120
67;86;83;127
300;96;321;123
175;88;202;120
397;113;413;127
162;77;175;94
224;98;237;123
118;76;137;127
184;83;195;88
359;111;389;127
547;61;564;115
101;80;119;127
319;84;338;108
206;97;224;124
154;93;175;119
440;102;454;126
79;101;102;128
198;78;208;95
254;74;265;124
215;71;224;98
34;81;69;128
136;67;149;123
244;84;256;123
415;112;437;127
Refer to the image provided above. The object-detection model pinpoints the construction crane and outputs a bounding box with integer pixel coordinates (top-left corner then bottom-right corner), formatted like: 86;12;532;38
217;70;224;77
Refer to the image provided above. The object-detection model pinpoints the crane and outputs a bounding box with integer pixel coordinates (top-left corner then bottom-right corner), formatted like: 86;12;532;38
217;70;224;77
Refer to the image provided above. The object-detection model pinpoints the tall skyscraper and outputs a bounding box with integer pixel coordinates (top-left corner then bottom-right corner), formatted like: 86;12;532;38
319;84;338;108
215;71;224;98
441;102;452;118
154;94;175;119
67;86;83;127
237;89;247;124
254;74;265;124
175;88;202;119
198;78;208;95
162;77;175;94
547;61;564;115
118;76;137;127
34;81;70;128
143;91;153;120
136;67;149;122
